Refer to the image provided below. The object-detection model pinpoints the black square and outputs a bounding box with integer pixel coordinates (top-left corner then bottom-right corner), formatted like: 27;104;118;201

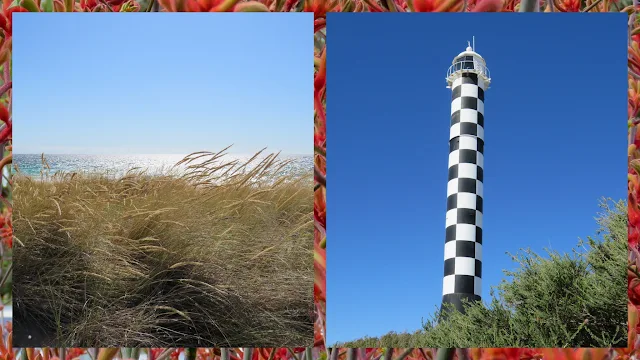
477;138;484;154
476;227;482;244
458;178;477;193
449;137;460;152
445;225;456;242
456;240;476;258
444;258;455;276
476;195;483;212
460;122;477;137
451;110;460;126
459;149;477;164
447;194;457;210
452;86;461;100
454;275;475;293
477;112;484;127
460;97;477;110
457;208;476;225
475;259;482;277
477;167;483;181
478;87;484;102
448;164;458;181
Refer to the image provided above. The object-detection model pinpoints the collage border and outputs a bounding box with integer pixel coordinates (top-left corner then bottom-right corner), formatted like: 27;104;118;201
0;0;636;359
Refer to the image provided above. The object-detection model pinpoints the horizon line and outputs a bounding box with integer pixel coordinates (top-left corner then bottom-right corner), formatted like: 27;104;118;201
14;152;313;156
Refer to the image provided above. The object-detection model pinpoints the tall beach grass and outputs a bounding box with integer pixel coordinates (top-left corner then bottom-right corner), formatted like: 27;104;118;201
12;148;314;348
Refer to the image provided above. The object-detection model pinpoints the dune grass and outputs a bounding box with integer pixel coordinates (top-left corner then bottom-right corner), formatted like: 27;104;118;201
12;148;314;348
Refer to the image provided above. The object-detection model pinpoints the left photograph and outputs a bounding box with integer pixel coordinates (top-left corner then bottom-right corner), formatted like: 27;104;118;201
11;13;314;348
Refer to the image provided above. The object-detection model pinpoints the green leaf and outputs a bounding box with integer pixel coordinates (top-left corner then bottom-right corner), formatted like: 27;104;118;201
314;144;325;157
19;0;40;12
40;0;53;11
632;159;640;176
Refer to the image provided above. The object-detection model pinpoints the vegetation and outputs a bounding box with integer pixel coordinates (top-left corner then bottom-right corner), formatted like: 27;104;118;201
12;149;314;347
336;198;627;348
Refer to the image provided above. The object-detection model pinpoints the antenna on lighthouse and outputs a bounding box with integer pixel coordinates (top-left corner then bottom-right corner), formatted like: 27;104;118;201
472;36;475;51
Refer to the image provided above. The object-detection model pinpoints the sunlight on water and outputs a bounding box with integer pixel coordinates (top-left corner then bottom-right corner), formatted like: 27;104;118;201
14;154;313;179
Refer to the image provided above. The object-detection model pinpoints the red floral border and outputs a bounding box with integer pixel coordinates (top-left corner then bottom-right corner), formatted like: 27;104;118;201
0;0;635;359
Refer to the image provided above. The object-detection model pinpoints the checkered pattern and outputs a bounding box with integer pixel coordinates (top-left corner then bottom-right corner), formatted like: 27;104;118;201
442;72;487;312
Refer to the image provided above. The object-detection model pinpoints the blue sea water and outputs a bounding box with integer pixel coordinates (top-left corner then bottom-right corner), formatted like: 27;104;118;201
14;153;313;179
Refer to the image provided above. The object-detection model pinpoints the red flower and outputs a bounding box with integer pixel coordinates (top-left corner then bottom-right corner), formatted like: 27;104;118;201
169;349;182;360
0;322;12;360
0;210;11;249
304;0;335;19
555;0;579;11
148;349;165;360
631;226;640;249
630;277;640;304
630;79;640;120
477;348;524;360
65;349;85;360
471;0;503;11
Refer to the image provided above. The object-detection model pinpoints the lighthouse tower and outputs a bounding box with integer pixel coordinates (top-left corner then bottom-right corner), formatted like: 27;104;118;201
442;39;490;314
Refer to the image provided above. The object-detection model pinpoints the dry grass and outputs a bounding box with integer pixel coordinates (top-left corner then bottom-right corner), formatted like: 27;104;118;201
12;148;314;348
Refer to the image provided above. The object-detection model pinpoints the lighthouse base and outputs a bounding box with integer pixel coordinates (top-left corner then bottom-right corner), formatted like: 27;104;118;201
440;293;481;318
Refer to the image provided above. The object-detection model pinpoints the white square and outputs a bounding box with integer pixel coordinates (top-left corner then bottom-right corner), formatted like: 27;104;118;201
452;77;463;88
457;163;477;179
443;275;455;295
476;211;483;227
459;136;477;151
447;178;459;197
475;242;483;260
478;78;486;90
448;150;460;167
455;257;476;276
460;84;478;98
445;209;458;227
451;98;461;114
457;192;476;209
474;277;482;296
476;181;484;197
477;152;484;168
456;224;476;241
477;99;484;115
459;109;477;124
444;241;456;260
450;123;461;140
477;125;485;141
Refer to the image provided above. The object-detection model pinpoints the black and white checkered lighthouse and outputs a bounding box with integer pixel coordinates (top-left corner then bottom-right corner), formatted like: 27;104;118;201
442;39;491;314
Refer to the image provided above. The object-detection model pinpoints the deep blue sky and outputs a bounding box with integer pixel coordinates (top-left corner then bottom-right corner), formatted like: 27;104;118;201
13;14;312;155
326;13;627;344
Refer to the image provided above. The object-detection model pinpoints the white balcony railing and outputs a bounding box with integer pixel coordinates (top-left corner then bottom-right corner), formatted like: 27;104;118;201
446;60;491;87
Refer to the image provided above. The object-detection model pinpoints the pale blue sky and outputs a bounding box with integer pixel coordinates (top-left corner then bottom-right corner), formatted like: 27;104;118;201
12;14;312;155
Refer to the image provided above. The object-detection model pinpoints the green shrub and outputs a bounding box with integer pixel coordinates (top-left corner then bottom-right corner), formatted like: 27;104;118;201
338;198;627;348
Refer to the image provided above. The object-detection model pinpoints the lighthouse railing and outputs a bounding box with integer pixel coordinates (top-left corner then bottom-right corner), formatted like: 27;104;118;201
446;61;490;81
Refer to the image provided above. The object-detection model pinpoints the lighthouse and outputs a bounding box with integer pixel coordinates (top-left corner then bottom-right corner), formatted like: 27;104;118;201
442;39;490;314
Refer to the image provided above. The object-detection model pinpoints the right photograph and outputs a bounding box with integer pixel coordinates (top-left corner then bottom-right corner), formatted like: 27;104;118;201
326;13;627;348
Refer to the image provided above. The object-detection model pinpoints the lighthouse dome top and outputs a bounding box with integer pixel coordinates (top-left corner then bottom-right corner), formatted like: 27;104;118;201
446;40;491;88
452;48;486;65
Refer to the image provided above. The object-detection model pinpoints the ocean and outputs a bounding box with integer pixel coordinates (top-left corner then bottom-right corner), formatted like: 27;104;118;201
14;153;313;179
